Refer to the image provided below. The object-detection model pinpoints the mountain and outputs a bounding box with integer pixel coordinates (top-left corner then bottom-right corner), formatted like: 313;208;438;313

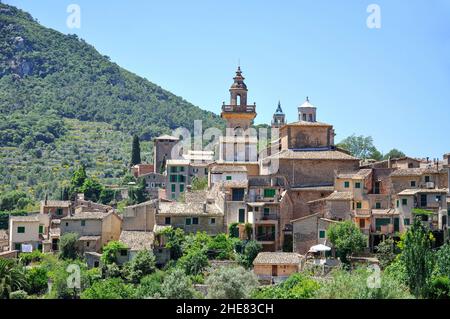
0;3;224;201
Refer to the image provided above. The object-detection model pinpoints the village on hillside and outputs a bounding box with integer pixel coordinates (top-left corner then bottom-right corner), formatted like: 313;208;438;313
1;67;449;299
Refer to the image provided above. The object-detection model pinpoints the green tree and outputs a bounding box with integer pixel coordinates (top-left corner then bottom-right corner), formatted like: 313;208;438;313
208;233;235;260
252;273;320;299
327;221;367;264
162;228;185;261
81;278;136;299
99;188;116;205
314;267;412;299
0;191;32;211
135;270;166;299
434;243;450;277
337;134;382;160
58;233;79;260
70;165;87;191
25;266;48;295
382;148;406;160
240;240;262;269
178;247;209;276
101;241;128;265
0;259;28;299
124;250;156;284
160;268;195;299
80;177;104;202
131;134;141;166
401;218;435;298
206;266;259;299
375;237;397;269
191;177;208;191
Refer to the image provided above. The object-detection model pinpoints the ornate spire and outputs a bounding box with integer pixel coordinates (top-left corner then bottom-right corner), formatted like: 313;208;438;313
275;101;284;114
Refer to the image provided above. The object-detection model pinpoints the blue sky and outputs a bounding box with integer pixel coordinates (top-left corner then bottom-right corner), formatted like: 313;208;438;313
5;0;450;159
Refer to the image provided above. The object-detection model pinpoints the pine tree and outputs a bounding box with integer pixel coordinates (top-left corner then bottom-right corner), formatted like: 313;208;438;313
131;135;141;166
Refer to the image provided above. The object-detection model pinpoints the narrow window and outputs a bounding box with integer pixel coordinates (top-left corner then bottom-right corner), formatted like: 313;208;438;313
165;217;171;225
344;181;350;188
192;217;199;225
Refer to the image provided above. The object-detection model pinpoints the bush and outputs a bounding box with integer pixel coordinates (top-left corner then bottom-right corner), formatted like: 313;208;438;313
239;240;262;269
327;221;367;264
46;260;90;299
252;273;319;299
9;290;28;299
428;276;450;299
135;270;166;299
228;223;239;238
178;248;209;276
20;250;44;265
314;267;413;299
124;250;156;284
81;278;136;299
59;233;79;260
25;266;48;295
160;268;195;299
208;234;234;260
101;241;127;265
206;266;259;299
375;238;397;269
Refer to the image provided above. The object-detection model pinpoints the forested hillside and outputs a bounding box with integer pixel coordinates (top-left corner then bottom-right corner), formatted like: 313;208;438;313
0;3;224;201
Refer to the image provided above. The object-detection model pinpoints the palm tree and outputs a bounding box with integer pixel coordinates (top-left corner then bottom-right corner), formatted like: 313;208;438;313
0;259;28;299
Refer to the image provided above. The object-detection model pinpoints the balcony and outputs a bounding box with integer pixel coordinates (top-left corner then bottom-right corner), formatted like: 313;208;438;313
222;104;256;113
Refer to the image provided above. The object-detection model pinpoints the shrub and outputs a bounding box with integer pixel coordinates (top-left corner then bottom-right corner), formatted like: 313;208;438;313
59;233;79;260
428;276;450;299
135;270;166;299
178;248;209;276
327;221;367;264
81;278;136;299
25;266;48;295
252;273;319;299
124;250;156;284
101;241;127;265
160;268;195;299
239;240;262;269
375;237;397;269
9;290;28;299
20;250;44;265
206;266;259;299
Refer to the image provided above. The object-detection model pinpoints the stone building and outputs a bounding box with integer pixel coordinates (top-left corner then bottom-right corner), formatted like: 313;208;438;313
153;134;180;174
219;67;258;163
155;191;224;235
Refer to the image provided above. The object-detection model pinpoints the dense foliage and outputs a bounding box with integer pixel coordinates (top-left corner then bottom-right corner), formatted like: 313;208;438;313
206;266;259;299
252;273;320;299
327;221;367;264
0;3;224;202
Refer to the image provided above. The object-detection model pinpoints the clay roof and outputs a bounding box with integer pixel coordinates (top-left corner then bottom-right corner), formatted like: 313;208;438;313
119;231;154;251
372;209;398;216
324;191;353;201
62;211;109;220
9;215;40;222
398;188;448;196
253;252;302;265
41;200;71;207
211;165;247;173
159;191;223;216
391;168;444;177
266;149;358;161
166;159;190;166
337;169;372;179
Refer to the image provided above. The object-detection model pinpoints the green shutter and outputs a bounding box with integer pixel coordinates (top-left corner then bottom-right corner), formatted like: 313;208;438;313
239;209;245;223
186;218;191;225
375;218;390;231
356;202;362;209
39;225;43;234
17;226;25;234
264;189;276;197
319;230;326;238
344;181;350;188
171;184;176;192
394;218;400;232
355;182;361;189
226;176;232;181
404;218;410;226
179;184;185;193
375;202;381;209
402;198;407;205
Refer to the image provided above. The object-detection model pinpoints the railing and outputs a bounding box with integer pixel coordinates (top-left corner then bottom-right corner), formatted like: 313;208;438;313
222;105;256;113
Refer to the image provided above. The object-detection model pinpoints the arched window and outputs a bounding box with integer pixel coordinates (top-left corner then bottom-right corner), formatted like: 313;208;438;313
236;94;241;105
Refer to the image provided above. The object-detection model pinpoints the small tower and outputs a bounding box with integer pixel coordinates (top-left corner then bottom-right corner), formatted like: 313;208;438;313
298;96;317;122
221;66;257;132
271;101;286;128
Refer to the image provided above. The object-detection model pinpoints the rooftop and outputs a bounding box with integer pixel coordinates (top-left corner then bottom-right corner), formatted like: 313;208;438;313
211;165;248;173
166;159;190;166
398;188;449;196
119;231;154;251
286;120;332;127
41;200;71;207
78;236;101;241
372;209;398;216
265;149;358;161
61;211;110;220
253;252;302;265
391;167;445;177
9;215;41;223
324;191;353;201
337;169;372;179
